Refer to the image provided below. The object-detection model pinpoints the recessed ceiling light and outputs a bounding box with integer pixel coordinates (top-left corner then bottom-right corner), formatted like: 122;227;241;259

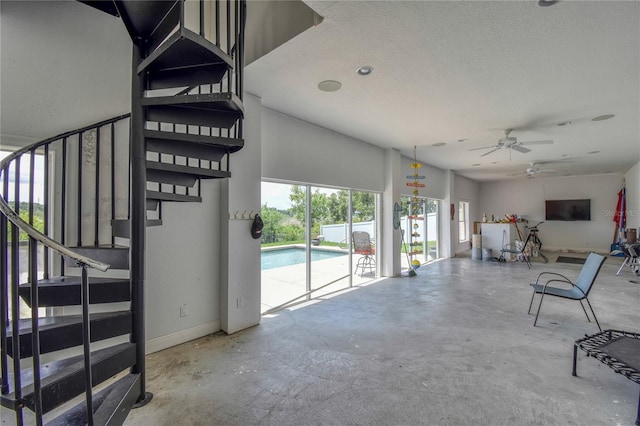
317;80;342;92
557;121;572;126
538;0;561;6
472;163;481;167
587;150;600;154
432;142;446;147
591;114;615;121
356;66;374;76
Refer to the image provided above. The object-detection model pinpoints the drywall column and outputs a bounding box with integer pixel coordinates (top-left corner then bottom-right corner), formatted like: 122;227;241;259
381;148;402;277
220;94;262;334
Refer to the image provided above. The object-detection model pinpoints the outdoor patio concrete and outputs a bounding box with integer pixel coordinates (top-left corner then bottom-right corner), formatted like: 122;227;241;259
125;252;639;426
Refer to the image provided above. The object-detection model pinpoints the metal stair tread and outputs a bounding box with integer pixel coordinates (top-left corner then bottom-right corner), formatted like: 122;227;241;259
147;160;231;179
5;311;132;358
146;190;202;203
0;343;136;411
109;1;180;45
63;245;130;270
141;91;244;113
18;276;131;307
47;373;141;426
137;27;233;74
145;129;243;153
7;311;131;337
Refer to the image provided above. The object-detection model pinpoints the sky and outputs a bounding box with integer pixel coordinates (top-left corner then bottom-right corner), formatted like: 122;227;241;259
0;151;45;203
261;181;339;210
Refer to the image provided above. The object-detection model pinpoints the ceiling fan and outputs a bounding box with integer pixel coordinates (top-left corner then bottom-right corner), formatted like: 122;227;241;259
469;129;553;158
507;162;556;178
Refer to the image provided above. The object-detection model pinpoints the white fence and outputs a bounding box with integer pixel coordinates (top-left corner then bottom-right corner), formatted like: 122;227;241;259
319;213;437;245
320;221;375;243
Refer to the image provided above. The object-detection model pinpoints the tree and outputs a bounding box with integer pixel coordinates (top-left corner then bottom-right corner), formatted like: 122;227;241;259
289;186;332;236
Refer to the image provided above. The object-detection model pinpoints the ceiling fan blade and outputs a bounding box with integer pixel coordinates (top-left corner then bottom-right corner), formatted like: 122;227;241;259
468;145;498;151
480;148;499;157
538;169;556;173
507;171;525;176
520;140;553;145
511;145;531;154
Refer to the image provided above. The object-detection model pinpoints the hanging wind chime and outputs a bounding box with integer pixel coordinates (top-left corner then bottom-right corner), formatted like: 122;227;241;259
406;146;425;270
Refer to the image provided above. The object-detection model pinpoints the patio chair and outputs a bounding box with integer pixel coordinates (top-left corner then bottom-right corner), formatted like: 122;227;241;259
616;242;640;276
353;231;375;277
528;252;606;331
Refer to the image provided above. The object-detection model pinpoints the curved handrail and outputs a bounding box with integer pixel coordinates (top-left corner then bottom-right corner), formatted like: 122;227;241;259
0;113;131;272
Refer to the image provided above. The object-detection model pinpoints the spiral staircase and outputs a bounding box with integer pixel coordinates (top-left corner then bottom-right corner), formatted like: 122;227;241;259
0;1;245;424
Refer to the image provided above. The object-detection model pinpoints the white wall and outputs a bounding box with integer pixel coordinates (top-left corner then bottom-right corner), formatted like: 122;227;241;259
479;173;624;252
220;94;262;334
145;179;223;351
261;108;385;191
625;161;640;231
0;1;131;141
400;156;447;200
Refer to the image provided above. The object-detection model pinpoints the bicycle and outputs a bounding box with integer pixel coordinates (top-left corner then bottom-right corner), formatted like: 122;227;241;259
522;221;548;263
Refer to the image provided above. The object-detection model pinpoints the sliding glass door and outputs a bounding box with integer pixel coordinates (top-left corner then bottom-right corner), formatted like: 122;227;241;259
261;181;379;313
400;195;440;270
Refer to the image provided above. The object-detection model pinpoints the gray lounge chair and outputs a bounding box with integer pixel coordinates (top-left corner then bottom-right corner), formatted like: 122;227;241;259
528;252;606;330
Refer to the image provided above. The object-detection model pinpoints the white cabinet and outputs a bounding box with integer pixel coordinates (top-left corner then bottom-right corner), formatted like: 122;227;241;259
481;223;515;260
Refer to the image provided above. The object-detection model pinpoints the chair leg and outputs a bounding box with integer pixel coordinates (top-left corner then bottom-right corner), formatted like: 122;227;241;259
527;290;537;314
533;292;545;326
584;297;602;332
579;300;592;322
617;257;630;276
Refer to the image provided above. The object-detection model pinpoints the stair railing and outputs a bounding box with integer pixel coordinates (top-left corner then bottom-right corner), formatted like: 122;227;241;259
0;114;129;424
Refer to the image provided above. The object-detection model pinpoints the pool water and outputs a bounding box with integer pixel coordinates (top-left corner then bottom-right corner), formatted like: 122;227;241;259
261;247;346;270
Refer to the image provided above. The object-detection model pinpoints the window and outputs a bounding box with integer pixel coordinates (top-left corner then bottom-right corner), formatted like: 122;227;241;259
458;201;469;243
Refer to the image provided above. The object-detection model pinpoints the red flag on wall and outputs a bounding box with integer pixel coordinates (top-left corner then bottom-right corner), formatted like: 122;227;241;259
614;188;626;228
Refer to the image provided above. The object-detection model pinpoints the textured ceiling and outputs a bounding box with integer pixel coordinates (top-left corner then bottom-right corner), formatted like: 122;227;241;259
245;0;640;181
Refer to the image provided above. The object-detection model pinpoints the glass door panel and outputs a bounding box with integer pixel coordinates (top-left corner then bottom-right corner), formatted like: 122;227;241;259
310;187;350;297
426;199;439;261
260;182;307;313
351;190;377;284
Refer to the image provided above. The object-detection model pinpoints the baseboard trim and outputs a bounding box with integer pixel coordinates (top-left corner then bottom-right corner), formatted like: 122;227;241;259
145;320;221;354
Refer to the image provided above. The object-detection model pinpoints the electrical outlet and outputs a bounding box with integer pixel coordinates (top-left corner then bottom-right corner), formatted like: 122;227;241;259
180;304;188;317
237;297;244;308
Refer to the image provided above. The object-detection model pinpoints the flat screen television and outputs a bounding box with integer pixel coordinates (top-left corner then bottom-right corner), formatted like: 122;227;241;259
545;199;591;221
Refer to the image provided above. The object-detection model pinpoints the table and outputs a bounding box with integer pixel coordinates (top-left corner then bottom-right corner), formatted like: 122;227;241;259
573;329;640;425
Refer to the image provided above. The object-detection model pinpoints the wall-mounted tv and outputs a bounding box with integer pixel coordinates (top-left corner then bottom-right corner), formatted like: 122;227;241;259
545;199;591;221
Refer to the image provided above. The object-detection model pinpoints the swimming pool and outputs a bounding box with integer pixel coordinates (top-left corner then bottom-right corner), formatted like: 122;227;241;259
261;247;347;270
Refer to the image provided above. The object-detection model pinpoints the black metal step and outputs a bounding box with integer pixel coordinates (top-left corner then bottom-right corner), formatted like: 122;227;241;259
139;28;233;90
112;1;180;51
147;161;231;186
146;190;201;203
112;219;163;239
145;128;244;156
147;164;198;187
1;343;136;415
5;311;132;359
47;373;141;426
142;92;244;128
78;0;119;16
65;245;130;270
18;276;130;307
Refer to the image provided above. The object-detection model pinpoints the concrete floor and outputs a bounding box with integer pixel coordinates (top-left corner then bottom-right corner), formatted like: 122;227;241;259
125;252;640;426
